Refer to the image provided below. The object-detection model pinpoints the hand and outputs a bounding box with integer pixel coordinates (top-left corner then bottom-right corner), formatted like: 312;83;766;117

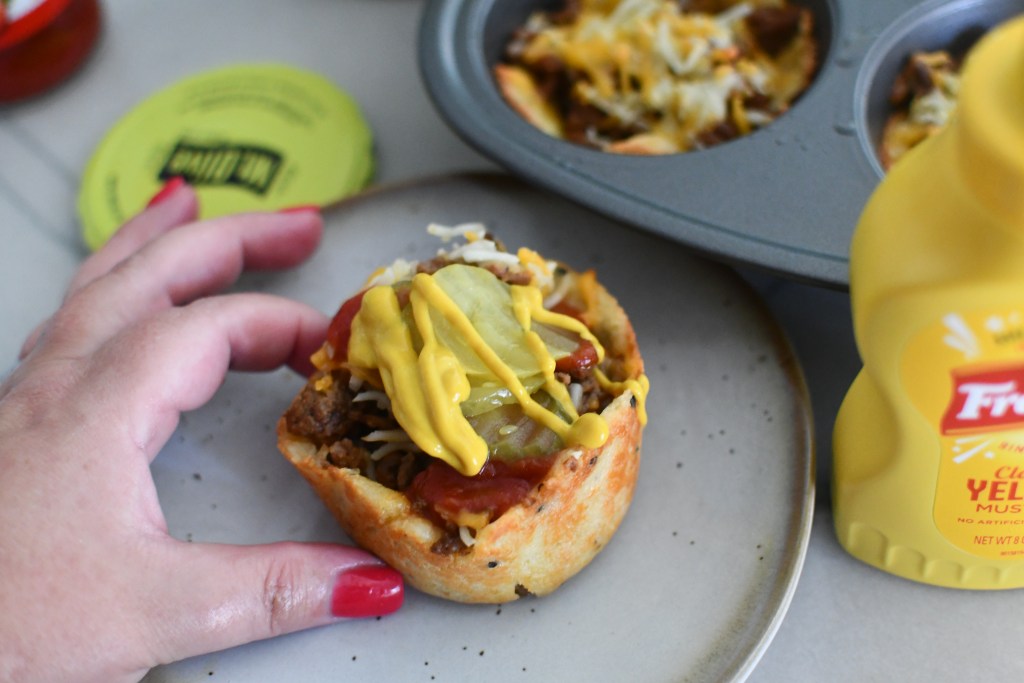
0;182;403;683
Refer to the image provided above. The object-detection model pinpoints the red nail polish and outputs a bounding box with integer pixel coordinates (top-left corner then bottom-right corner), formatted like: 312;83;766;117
330;565;404;618
278;204;321;215
146;176;186;208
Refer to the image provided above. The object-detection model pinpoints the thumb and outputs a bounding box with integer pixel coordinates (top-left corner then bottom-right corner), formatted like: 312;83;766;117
151;540;404;663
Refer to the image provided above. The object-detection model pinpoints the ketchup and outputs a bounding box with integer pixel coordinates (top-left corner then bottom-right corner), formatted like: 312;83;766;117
0;0;101;103
550;300;585;321
555;339;598;374
325;289;366;362
407;454;557;526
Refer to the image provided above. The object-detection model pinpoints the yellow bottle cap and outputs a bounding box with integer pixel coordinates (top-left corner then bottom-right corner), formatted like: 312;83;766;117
956;16;1024;225
78;63;374;250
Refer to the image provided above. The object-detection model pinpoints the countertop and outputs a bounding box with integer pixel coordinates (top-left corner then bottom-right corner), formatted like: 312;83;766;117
1;1;1022;681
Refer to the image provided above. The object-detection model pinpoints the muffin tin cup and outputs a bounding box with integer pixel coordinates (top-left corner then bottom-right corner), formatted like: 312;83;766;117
855;0;1024;179
419;0;1023;288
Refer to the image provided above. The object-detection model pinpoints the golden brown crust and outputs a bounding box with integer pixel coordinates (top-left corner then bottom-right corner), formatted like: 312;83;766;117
879;112;919;172
606;133;680;156
277;273;645;603
494;64;564;139
767;9;818;106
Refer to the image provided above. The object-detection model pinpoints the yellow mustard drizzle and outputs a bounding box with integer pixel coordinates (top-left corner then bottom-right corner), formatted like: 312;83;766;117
595;370;650;426
510;285;591;423
346;265;652;477
347;285;488;473
412;273;609;473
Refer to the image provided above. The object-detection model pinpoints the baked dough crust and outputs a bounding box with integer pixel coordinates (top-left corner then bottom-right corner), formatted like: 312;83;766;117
277;271;645;603
494;64;565;140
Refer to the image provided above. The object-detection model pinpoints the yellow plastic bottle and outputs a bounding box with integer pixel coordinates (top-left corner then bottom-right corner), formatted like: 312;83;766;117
833;17;1024;589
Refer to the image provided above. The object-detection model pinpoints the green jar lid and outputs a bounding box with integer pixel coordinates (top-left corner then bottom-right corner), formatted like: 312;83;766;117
79;63;374;250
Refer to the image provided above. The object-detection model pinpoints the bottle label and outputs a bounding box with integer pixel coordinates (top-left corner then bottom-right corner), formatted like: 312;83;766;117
904;310;1024;560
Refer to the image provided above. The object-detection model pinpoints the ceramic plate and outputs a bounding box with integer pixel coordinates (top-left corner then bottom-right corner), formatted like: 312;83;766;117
143;173;814;683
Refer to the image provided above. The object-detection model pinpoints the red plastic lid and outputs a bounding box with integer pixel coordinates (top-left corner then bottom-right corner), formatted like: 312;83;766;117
0;0;73;50
0;0;101;103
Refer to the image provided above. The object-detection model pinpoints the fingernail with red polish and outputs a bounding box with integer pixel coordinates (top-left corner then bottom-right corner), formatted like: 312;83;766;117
278;204;321;215
331;565;404;618
146;176;186;208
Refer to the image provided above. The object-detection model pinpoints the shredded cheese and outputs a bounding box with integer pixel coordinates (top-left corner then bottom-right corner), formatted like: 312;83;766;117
314;373;334;392
569;382;585;410
363;428;418;461
504;0;815;152
364;429;413;443
427;222;487;242
353;390;391;410
365;258;417;288
459;526;477;547
444;239;522;266
369;441;417;461
543;271;574;309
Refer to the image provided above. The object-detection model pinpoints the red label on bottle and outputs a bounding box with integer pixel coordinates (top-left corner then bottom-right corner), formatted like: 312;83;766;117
942;365;1024;434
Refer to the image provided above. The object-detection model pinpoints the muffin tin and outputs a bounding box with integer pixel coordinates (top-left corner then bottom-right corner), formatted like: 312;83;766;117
418;0;1024;288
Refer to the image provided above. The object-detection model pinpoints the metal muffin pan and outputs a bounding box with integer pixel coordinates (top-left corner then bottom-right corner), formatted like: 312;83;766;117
855;0;1023;178
418;0;1024;288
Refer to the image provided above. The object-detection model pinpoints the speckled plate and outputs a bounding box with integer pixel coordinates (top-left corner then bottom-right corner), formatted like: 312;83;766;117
143;173;814;683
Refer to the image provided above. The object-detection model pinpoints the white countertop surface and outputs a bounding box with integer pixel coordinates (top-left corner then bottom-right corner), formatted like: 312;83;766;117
2;1;1023;681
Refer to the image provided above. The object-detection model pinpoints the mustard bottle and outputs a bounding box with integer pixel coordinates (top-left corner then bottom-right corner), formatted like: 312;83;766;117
833;17;1024;589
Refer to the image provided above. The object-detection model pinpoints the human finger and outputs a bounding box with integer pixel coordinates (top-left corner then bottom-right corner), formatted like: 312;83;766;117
145;541;403;664
82;293;327;459
38;209;322;360
18;320;48;361
68;177;199;296
17;181;199;361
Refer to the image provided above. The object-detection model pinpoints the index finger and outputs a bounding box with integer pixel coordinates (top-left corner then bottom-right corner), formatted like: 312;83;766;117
18;182;200;360
37;209;323;361
68;179;199;297
82;292;328;461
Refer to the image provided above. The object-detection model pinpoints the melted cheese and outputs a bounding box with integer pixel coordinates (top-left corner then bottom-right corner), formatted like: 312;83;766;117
883;51;962;168
512;0;814;151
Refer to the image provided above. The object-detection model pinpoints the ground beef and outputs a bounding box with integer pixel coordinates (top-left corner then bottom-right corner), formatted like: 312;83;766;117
430;528;469;556
374;451;424;491
889;52;952;107
696;120;741;148
488;262;535;286
325;438;367;469
556;370;611;415
416;255;452;277
549;0;582;25
681;0;734;13
745;6;805;57
284;370;397;446
283;373;355;444
564;101;622;147
524;54;572;103
286;370;432;486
